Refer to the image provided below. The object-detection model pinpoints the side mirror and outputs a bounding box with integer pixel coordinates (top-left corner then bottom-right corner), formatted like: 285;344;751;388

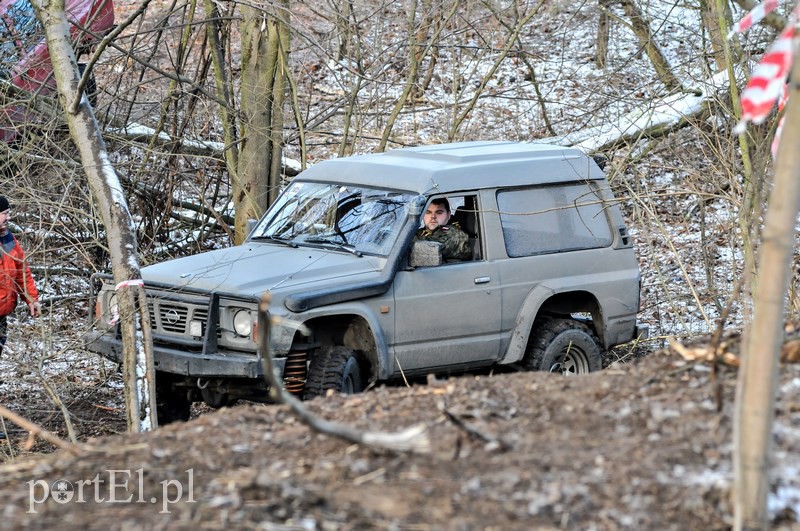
409;240;443;267
245;219;258;239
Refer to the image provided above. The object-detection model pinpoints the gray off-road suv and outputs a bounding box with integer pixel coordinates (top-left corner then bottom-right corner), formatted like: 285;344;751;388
87;141;646;422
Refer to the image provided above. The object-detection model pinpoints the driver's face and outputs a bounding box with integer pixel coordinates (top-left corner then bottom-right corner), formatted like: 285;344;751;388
423;202;450;231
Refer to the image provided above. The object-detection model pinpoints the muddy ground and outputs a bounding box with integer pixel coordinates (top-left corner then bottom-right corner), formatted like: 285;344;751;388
1;338;799;530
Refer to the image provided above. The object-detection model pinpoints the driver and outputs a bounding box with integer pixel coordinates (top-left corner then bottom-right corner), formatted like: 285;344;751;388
414;198;470;261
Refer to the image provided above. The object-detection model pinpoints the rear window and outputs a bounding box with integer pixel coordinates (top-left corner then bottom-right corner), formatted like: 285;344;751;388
497;183;613;257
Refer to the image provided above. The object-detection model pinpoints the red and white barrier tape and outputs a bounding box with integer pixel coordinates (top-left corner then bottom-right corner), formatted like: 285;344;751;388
728;0;780;38
115;279;144;291
736;23;796;132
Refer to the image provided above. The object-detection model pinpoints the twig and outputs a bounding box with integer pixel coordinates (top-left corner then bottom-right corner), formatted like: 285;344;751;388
36;354;78;444
0;405;80;454
0;416;14;460
257;292;430;454
438;402;512;452
708;275;745;412
643;357;696;385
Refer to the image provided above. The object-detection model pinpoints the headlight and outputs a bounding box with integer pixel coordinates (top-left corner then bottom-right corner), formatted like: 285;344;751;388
105;291;119;325
94;288;119;329
232;309;253;337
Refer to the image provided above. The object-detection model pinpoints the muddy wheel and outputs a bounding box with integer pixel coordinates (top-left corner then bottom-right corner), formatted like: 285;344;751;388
200;387;236;409
155;372;191;425
303;346;364;400
522;318;602;375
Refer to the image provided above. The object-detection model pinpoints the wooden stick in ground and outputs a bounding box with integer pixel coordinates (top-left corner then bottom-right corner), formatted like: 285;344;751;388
0;405;80;453
257;292;430;453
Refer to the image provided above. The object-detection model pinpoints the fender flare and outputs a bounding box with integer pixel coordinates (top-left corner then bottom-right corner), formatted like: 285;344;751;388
300;302;393;382
499;284;556;365
499;284;605;365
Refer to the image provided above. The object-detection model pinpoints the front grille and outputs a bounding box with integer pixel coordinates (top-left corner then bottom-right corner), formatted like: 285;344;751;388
147;294;209;339
158;303;190;333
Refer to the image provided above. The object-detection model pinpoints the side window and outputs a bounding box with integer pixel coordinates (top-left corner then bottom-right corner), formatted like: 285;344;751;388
497;183;612;258
415;194;481;263
449;194;481;261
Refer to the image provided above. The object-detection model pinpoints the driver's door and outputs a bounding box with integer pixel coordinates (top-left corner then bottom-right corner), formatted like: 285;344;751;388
391;261;501;374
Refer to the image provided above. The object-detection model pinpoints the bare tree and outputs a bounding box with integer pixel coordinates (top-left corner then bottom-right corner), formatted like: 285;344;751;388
377;0;458;151
617;0;684;93
446;1;541;140
3;0;786;460
31;0;157;432
596;0;611;69
699;0;733;73
235;1;290;243
733;57;800;531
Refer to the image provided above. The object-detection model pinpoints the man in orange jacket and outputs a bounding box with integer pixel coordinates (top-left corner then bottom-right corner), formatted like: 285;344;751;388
0;195;40;352
0;195;40;440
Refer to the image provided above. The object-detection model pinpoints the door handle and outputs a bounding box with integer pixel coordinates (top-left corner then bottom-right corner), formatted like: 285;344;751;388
474;276;491;284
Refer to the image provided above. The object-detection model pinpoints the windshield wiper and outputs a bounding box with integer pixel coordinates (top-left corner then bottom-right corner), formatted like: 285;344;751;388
251;235;298;247
303;237;363;257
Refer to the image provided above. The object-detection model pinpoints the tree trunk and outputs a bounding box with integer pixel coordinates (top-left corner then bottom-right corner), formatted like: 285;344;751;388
704;0;759;289
204;0;239;193
268;4;290;208
596;0;610;69
617;0;684;92
699;0;729;72
733;54;800;531
32;0;157;432
236;2;289;244
377;0;419;152
330;0;354;60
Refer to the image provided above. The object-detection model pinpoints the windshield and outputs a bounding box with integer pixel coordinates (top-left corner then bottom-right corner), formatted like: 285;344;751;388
251;182;415;256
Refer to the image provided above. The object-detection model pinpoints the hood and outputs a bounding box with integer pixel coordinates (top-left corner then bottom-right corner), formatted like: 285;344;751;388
142;242;386;298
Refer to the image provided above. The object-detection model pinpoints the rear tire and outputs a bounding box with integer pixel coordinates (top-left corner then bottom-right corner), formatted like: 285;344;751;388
521;318;603;375
303;346;364;400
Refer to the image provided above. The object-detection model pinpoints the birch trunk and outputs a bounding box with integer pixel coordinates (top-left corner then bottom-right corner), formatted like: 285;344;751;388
31;0;157;432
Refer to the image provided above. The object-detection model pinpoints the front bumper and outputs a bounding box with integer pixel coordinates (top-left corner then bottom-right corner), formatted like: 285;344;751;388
85;331;286;379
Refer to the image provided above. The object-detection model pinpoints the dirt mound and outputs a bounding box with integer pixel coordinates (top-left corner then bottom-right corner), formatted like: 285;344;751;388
4;350;793;529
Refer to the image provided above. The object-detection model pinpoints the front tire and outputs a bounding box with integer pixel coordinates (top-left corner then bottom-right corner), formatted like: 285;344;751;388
155;372;191;425
303;346;364;400
522;318;603;375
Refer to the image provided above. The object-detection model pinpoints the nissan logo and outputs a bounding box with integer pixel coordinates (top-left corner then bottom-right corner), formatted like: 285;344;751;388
164;309;181;325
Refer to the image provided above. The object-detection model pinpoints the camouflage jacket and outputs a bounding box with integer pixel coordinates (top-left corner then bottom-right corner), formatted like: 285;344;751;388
414;223;471;261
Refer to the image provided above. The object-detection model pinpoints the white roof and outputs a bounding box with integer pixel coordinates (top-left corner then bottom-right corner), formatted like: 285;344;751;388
297;141;604;195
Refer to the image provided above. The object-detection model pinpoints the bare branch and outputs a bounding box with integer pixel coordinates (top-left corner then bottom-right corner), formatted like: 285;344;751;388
71;0;158;113
257;292;430;454
0;405;80;453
